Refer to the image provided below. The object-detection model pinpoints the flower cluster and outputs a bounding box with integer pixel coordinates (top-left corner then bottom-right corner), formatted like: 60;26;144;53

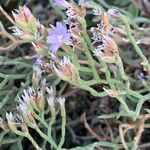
52;56;79;82
46;86;66;108
4;86;66;147
51;0;87;52
12;6;46;42
17;87;45;112
47;22;71;53
92;12;119;63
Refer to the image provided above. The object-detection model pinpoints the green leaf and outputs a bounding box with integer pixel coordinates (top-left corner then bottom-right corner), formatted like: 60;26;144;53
128;4;139;17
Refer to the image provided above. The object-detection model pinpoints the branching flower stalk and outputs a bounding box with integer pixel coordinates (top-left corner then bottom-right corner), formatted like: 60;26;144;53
5;113;42;150
1;1;150;150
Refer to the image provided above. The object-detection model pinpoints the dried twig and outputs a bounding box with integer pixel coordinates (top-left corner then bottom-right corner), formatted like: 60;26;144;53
0;5;15;24
119;114;150;150
82;112;102;141
0;22;28;51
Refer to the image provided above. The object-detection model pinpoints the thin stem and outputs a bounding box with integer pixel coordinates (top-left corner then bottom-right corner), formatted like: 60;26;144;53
57;105;66;150
0;78;8;90
0;6;15;24
78;79;108;97
0;73;27;79
117;96;136;116
33;125;57;149
83;42;100;80
26;133;42;150
79;17;100;81
48;107;57;149
98;58;115;89
115;53;130;87
120;15;150;70
62;45;80;68
33;113;48;128
0;91;13;110
135;99;144;116
13;130;42;150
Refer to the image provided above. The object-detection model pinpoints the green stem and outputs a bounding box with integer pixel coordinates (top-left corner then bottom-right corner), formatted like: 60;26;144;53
0;78;8;90
48;107;57;149
85;79;108;86
0;91;13;110
78;79;108;97
57;105;66;150
115;54;130;87
120;15;150;70
33;113;48;128
13;130;42;150
33;126;57;149
98;58;115;89
83;42;100;80
0;73;27;79
135;99;144;116
26;133;42;150
62;45;80;68
117;96;136;116
79;17;100;81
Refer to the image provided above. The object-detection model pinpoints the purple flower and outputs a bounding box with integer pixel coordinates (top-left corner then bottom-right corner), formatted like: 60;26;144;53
54;0;70;7
137;72;145;80
47;22;71;53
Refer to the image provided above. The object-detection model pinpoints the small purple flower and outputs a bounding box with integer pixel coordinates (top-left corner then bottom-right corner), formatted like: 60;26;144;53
47;22;71;53
54;0;70;7
137;72;145;80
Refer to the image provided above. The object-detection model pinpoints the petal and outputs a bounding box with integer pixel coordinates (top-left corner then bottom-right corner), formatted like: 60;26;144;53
49;44;61;53
63;33;71;44
47;35;59;44
56;22;67;34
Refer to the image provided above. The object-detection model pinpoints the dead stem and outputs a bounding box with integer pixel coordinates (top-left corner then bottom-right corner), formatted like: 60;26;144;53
82;112;102;141
0;22;28;51
119;114;150;150
0;6;15;24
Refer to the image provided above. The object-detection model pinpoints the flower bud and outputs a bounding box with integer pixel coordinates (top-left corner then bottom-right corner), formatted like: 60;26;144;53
6;112;18;132
12;6;36;31
103;87;119;98
47;97;56;120
93;8;102;16
16;115;29;133
53;56;79;83
57;97;66;107
20;122;29;133
35;91;45;112
17;102;36;126
12;27;35;41
94;36;118;63
57;97;66;118
47;97;55;109
12;6;45;42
